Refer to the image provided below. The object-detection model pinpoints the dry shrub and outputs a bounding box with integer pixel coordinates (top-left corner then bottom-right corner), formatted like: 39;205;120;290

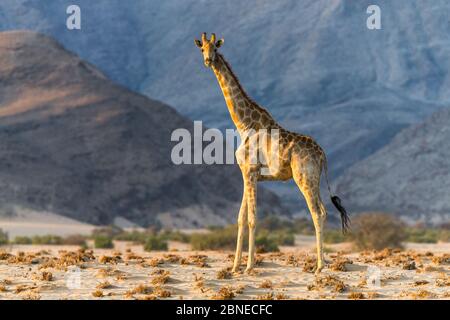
235;285;245;294
21;291;41;300
92;290;104;298
285;254;300;267
151;271;170;285
40;272;53;281
138;294;157;300
211;286;235;300
6;252;41;265
414;280;429;286
432;254;450;265
125;253;143;261
357;279;367;288
15;285;37;294
351;213;406;250
348;292;365;300
402;261;416;270
302;256;317;273
275;293;289;300
154;286;171;298
188;254;209;268
0;251;13;260
195;280;207;293
129;284;153;295
330;258;353;272
151;268;167;275
148;258;164;267
96;281;113;289
307;275;347;293
216;268;232;280
96;267;124;279
98;255;122;264
435;273;450;287
256;292;274;300
410;290;436;299
259;280;273;289
39;249;95;270
163;254;181;263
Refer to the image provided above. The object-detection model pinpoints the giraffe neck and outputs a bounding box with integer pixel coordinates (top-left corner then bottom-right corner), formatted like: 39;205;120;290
212;53;275;134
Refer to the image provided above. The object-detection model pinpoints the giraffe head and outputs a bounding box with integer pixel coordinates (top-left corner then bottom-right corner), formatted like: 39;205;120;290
194;32;224;67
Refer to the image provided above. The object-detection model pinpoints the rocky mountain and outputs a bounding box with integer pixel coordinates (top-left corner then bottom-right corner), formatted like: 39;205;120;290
1;0;449;214
0;31;288;228
336;107;450;225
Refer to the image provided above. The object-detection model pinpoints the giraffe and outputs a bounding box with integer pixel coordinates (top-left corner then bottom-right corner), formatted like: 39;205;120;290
195;33;349;274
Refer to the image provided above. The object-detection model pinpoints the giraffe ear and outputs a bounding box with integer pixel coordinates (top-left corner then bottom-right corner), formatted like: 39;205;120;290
215;39;224;48
194;39;202;48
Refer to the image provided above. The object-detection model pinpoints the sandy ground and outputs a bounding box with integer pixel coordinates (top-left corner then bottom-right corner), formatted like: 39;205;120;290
0;237;448;300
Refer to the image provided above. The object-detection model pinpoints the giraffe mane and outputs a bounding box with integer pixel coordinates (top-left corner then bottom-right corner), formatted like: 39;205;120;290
217;53;257;106
216;53;275;122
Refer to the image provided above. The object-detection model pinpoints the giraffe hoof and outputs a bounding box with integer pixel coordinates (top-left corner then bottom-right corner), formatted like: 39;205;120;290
314;265;325;275
244;267;254;275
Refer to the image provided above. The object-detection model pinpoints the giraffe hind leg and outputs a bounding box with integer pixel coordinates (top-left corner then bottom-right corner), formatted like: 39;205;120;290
292;159;327;273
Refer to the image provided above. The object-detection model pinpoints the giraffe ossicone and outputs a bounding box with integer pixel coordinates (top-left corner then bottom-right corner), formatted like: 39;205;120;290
195;33;350;274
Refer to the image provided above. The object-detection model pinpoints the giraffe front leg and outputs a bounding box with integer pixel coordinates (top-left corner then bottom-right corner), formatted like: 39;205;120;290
232;191;247;273
245;173;257;273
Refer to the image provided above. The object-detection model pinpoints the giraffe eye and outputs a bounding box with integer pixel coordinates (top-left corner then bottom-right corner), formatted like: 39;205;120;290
201;49;204;52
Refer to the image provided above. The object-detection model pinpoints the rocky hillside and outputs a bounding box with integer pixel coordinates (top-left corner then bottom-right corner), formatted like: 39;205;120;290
336;107;450;225
0;31;288;228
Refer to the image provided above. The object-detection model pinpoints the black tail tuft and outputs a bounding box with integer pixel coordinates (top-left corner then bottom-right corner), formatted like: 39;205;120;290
331;196;350;234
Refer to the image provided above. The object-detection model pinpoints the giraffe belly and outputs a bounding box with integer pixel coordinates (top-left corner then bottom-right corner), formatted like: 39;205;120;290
257;158;293;181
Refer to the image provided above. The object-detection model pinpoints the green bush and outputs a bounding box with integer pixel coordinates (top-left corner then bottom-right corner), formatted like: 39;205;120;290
258;215;291;231
31;235;63;245
405;228;439;243
323;229;347;244
143;235;168;251
190;225;285;252
159;230;191;243
404;227;450;243
62;234;88;247
13;236;32;245
291;218;315;235
439;229;450;242
115;230;149;244
350;213;406;250
270;230;295;246
258;216;314;235
190;225;237;250
94;235;114;249
255;232;279;253
91;226;123;238
0;229;8;245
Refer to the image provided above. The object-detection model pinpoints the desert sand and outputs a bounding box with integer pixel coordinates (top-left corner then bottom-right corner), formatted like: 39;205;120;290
0;236;448;300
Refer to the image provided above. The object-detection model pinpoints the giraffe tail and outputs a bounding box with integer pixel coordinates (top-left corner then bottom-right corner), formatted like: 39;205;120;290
322;156;350;234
